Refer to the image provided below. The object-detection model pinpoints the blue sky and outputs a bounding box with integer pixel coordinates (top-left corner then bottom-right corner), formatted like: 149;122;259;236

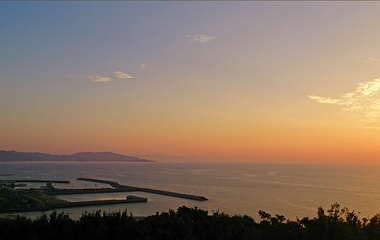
1;2;380;163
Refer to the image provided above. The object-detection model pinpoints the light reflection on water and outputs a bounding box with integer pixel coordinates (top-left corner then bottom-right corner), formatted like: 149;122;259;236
1;162;380;220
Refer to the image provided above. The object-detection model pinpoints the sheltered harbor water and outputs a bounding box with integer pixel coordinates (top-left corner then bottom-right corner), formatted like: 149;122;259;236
0;177;207;214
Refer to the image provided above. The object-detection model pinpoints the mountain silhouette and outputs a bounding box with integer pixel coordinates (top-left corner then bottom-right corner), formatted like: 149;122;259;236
0;150;155;162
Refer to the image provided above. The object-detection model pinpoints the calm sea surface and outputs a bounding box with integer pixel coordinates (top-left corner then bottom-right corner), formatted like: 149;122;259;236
1;162;380;220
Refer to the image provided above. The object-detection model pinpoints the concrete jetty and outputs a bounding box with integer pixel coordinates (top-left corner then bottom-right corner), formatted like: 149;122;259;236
0;195;147;214
54;195;147;209
45;188;135;196
1;180;70;184
77;178;208;201
76;178;125;189
134;187;208;201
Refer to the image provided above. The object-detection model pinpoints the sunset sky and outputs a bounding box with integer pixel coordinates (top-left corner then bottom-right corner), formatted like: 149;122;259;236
1;2;380;164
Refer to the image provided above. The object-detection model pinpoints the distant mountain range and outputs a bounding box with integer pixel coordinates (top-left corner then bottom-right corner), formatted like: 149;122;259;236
0;150;155;162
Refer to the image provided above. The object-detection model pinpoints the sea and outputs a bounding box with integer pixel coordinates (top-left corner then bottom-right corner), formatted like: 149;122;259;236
1;161;380;221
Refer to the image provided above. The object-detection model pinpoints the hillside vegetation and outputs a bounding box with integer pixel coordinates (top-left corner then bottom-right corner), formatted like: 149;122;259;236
1;203;380;240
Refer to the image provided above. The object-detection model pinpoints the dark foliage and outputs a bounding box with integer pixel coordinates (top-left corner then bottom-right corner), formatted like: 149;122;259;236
2;203;380;240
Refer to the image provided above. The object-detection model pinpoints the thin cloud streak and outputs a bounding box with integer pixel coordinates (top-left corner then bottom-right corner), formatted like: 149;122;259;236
89;76;112;83
114;71;134;79
365;57;379;64
308;78;380;127
364;122;380;129
187;34;216;43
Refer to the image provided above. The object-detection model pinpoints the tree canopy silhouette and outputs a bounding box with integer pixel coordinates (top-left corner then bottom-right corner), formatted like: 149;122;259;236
1;203;380;240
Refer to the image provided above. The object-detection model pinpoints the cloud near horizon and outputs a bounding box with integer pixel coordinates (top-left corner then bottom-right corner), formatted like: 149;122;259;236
89;76;112;83
308;78;380;127
187;34;216;43
114;71;134;79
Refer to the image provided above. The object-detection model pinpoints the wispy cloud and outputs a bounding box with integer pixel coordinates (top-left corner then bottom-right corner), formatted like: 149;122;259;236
307;78;380;127
87;70;134;83
364;122;380;129
365;57;379;64
114;71;134;79
187;34;216;43
89;76;112;83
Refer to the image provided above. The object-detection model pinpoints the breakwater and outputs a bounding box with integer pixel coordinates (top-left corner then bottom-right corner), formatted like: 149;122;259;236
1;180;70;184
135;187;208;201
54;195;147;209
46;188;135;195
0;195;147;214
76;178;125;189
77;178;208;201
